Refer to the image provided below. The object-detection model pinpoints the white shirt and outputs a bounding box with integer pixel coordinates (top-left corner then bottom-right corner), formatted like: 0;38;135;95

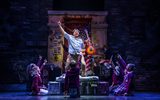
64;32;84;54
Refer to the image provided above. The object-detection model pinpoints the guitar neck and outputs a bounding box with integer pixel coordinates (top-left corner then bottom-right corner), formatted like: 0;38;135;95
85;30;91;43
87;33;90;41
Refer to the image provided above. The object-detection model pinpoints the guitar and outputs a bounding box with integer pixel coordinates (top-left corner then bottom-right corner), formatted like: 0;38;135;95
84;29;96;55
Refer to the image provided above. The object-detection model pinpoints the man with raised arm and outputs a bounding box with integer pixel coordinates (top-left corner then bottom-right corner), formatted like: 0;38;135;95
58;21;86;76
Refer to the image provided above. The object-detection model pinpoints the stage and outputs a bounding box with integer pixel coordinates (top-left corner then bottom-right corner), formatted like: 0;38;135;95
0;92;160;100
0;84;160;100
0;0;160;99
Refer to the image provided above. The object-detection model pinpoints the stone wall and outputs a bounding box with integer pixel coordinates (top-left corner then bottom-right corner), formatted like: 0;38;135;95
105;0;160;91
0;0;51;83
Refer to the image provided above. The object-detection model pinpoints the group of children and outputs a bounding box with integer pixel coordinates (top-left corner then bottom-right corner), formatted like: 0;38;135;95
63;53;135;98
26;53;135;97
94;52;135;96
109;54;135;96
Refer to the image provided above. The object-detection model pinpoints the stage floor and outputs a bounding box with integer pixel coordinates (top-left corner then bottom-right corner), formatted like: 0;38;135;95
0;92;160;100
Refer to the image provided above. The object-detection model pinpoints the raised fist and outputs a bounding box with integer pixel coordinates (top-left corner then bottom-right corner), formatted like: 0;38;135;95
58;21;61;26
39;55;42;60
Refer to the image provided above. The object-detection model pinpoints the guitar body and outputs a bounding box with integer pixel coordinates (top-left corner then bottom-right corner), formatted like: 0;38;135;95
86;45;96;55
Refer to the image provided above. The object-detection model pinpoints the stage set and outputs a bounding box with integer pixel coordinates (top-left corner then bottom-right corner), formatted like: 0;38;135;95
41;10;110;96
0;0;160;100
38;10;109;96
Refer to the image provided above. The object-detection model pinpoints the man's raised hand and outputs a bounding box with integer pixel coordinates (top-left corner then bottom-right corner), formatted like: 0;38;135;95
58;21;61;26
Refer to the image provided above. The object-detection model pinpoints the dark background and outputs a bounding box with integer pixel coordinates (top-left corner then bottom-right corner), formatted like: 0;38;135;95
0;0;160;91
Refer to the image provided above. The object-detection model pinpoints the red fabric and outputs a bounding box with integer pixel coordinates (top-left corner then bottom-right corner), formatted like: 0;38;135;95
64;67;80;91
85;55;92;72
32;75;42;94
112;73;120;85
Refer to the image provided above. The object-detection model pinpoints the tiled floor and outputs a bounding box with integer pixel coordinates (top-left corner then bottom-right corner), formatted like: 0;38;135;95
0;92;160;100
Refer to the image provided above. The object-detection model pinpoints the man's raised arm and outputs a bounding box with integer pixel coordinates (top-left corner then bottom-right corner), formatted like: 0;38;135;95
58;21;66;35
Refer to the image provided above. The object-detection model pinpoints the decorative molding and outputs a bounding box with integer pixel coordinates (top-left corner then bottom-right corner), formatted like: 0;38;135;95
48;10;108;16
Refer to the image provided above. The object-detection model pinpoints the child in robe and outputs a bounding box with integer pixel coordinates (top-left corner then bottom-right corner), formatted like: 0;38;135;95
31;64;42;95
64;60;80;98
114;63;135;96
